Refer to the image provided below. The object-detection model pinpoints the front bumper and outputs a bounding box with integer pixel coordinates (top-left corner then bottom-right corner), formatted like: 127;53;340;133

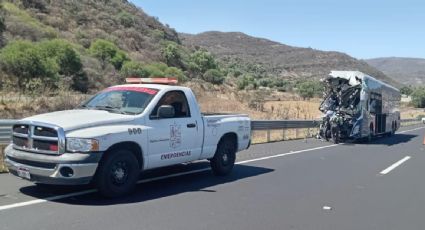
4;144;103;185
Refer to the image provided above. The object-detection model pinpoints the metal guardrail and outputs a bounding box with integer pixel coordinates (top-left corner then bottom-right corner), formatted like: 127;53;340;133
0;120;17;145
0;118;421;145
251;120;320;130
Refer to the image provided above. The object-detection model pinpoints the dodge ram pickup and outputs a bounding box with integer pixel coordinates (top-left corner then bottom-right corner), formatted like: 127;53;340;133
5;78;251;197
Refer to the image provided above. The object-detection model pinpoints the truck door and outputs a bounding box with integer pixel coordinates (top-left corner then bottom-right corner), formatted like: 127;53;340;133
146;90;203;168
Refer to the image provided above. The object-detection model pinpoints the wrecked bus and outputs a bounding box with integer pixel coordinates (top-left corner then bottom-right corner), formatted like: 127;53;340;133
319;71;400;143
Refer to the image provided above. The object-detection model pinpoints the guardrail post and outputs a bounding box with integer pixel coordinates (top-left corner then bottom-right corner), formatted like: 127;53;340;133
295;129;299;139
267;130;271;142
282;129;286;141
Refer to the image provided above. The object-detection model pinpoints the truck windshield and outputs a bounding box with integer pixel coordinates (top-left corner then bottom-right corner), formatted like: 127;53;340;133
79;87;158;115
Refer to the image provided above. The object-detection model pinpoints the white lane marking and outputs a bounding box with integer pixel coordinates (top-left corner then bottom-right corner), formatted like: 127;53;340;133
0;144;338;211
322;206;333;211
0;189;96;211
0;125;423;212
379;156;411;175
236;144;338;164
397;126;425;134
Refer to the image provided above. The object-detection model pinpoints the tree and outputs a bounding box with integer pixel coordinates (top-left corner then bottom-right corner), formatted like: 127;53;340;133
203;69;224;85
188;50;218;75
39;39;82;76
411;88;425;108
297;81;322;99
162;42;181;67
0;40;59;87
120;61;149;78
89;39;118;69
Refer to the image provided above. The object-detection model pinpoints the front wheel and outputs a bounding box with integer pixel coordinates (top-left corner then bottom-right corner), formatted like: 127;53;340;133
94;150;140;198
210;138;236;176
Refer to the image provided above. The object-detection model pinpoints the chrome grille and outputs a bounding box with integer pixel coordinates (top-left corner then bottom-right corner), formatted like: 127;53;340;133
12;121;65;155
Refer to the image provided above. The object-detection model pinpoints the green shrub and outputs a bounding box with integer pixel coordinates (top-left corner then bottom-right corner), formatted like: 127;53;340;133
120;61;149;78
203;69;224;85
188;50;218;74
164;67;187;82
89;39;129;70
117;11;134;28
110;50;129;70
296;81;323;99
0;40;59;87
38;39;83;76
411;88;425;108
120;61;188;83
237;74;255;90
143;64;165;77
400;86;413;96
162;42;182;67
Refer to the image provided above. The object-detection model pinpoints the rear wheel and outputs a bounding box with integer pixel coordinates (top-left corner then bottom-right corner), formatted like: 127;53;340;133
210;138;236;176
95;150;139;198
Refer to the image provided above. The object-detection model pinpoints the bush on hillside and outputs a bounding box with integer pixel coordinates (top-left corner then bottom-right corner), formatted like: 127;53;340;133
120;61;187;82
296;81;323;99
161;42;182;66
237;74;256;90
0;40;59;87
400;86;413;96
0;39;89;91
89;39;128;70
203;69;224;85
188;50;218;75
411;88;425;108
117;11;134;28
164;66;187;82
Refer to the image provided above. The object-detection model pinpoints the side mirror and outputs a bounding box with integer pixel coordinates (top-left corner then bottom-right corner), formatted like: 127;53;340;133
157;105;175;118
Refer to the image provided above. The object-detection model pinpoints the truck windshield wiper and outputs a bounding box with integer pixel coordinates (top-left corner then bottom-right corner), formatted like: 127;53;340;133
94;105;125;114
76;104;88;109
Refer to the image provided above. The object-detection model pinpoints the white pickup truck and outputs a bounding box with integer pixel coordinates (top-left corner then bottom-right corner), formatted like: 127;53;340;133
5;78;251;197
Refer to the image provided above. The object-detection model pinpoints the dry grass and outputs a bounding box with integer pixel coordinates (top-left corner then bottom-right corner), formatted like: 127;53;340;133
0;145;7;173
0;91;90;119
252;128;317;144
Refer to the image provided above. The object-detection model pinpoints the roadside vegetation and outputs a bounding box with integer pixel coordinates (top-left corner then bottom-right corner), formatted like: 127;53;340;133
0;0;329;121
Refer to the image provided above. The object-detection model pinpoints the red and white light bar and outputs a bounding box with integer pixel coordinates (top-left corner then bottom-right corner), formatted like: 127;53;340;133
125;77;178;85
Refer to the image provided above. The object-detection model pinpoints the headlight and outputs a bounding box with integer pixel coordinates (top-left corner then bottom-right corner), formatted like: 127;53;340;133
66;138;99;152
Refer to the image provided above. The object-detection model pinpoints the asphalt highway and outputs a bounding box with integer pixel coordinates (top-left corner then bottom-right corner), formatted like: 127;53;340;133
0;124;424;230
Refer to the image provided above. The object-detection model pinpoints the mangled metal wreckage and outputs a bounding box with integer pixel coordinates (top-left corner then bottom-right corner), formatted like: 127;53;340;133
319;71;400;143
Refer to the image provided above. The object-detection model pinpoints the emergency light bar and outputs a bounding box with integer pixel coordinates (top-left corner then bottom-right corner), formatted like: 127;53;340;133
125;77;178;85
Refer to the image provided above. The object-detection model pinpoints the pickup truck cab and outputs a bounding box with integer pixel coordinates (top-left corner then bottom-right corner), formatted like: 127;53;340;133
5;78;251;197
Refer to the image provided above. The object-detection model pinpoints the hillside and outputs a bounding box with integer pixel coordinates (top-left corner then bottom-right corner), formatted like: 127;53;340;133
181;31;400;86
366;57;425;85
1;0;179;60
0;0;193;93
0;0;405;99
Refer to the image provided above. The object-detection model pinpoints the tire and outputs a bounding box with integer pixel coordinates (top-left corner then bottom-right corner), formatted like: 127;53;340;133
95;149;140;198
331;125;339;144
210;138;236;176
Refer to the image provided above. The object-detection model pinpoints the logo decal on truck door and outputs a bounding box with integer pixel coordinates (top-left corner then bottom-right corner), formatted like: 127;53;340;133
170;123;181;149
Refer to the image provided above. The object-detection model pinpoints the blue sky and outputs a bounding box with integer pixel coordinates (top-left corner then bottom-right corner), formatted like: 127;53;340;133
131;0;425;59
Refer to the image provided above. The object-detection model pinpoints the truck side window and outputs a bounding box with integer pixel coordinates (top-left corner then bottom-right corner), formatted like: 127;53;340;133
151;91;191;118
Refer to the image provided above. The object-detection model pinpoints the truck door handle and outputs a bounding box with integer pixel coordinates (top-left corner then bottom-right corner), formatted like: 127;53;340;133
187;123;196;128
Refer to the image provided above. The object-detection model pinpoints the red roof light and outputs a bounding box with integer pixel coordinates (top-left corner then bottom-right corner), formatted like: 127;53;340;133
125;77;178;85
